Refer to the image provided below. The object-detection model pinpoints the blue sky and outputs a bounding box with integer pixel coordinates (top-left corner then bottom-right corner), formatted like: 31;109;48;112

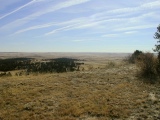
0;0;160;52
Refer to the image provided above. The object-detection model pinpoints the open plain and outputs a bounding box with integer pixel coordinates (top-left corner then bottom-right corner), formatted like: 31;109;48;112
0;52;160;120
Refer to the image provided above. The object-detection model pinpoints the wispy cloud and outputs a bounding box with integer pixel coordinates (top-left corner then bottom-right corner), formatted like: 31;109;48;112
140;0;160;9
124;31;137;34
44;12;156;36
1;0;159;39
0;0;91;31
43;19;112;36
114;24;157;32
13;16;110;35
90;1;160;18
101;30;139;38
101;34;118;38
0;0;159;52
14;18;85;34
0;0;45;20
34;12;157;35
45;23;82;36
14;22;57;34
43;1;160;36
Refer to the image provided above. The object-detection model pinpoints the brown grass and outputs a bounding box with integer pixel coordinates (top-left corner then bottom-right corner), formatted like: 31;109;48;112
0;59;159;120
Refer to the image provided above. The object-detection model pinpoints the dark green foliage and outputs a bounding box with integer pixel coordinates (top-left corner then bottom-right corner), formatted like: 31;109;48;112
133;50;143;56
153;24;160;60
127;50;143;63
152;24;160;77
52;58;78;62
154;25;160;39
0;57;84;74
0;58;31;71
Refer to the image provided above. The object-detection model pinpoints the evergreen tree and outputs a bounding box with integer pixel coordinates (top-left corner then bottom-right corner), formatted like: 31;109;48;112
153;24;160;60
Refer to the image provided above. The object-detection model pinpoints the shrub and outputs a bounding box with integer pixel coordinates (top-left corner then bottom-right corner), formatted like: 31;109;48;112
106;61;116;68
136;52;159;83
126;50;143;63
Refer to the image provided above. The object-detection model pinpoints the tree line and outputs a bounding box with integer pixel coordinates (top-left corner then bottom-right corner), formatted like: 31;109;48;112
0;58;84;73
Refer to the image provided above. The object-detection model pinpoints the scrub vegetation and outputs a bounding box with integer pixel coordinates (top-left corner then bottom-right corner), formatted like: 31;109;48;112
0;55;160;120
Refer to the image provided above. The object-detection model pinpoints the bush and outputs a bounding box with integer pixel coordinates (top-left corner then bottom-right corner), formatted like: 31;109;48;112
106;61;116;68
136;52;159;83
126;50;143;63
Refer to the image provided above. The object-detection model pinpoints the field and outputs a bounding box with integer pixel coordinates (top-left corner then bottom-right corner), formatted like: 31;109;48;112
0;53;160;120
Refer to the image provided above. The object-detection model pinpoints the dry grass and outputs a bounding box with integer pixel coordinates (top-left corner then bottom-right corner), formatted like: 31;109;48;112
136;53;159;83
0;59;160;120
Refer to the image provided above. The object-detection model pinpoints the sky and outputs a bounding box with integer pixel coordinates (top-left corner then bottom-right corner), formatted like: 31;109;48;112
0;0;160;53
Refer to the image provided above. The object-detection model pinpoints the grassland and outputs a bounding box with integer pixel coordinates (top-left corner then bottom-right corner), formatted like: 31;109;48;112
0;53;160;120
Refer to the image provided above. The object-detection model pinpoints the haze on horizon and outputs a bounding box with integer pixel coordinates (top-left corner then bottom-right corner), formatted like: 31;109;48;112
0;0;160;53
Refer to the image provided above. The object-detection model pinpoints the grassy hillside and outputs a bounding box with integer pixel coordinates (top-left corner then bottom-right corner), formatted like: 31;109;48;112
0;57;160;120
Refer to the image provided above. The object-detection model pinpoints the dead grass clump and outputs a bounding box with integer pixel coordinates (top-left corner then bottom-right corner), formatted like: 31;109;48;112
106;61;117;69
136;52;159;83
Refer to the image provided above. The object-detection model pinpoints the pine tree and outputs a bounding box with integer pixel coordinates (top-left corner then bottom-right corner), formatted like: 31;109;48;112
153;24;160;60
